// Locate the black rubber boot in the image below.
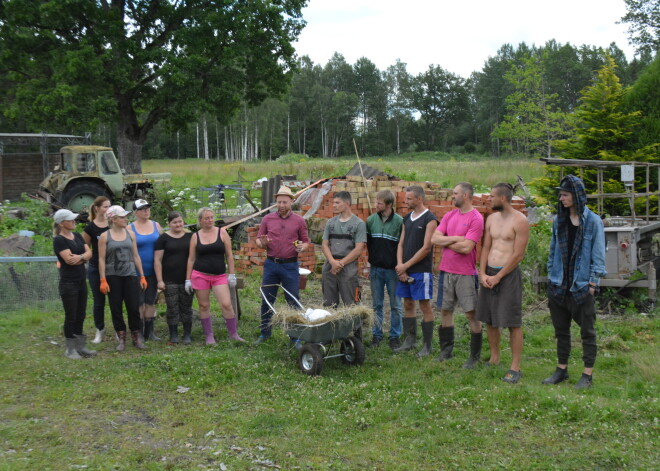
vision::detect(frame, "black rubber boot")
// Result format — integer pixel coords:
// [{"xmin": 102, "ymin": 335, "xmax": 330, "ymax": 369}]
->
[
  {"xmin": 462, "ymin": 331, "xmax": 482, "ymax": 369},
  {"xmin": 393, "ymin": 317, "xmax": 417, "ymax": 353},
  {"xmin": 182, "ymin": 322, "xmax": 193, "ymax": 345},
  {"xmin": 168, "ymin": 324, "xmax": 179, "ymax": 344},
  {"xmin": 416, "ymin": 321, "xmax": 434, "ymax": 358},
  {"xmin": 143, "ymin": 318, "xmax": 161, "ymax": 341},
  {"xmin": 437, "ymin": 326, "xmax": 455, "ymax": 362}
]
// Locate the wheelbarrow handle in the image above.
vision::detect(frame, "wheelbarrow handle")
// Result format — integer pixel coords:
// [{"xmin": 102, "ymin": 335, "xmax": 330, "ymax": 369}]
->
[{"xmin": 259, "ymin": 284, "xmax": 306, "ymax": 314}]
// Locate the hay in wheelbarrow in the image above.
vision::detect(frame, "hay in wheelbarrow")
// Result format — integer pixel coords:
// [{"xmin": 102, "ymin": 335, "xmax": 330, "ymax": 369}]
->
[{"xmin": 270, "ymin": 303, "xmax": 374, "ymax": 329}]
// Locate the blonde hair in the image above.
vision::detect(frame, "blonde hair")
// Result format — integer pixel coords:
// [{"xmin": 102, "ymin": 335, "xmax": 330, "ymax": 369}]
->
[
  {"xmin": 52, "ymin": 222, "xmax": 62, "ymax": 237},
  {"xmin": 197, "ymin": 207, "xmax": 214, "ymax": 223}
]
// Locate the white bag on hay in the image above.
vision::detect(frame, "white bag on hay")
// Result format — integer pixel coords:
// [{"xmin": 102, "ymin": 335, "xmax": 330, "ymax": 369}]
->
[{"xmin": 303, "ymin": 308, "xmax": 332, "ymax": 322}]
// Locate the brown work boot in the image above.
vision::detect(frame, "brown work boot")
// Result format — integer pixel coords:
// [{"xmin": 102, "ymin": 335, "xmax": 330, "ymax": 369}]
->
[
  {"xmin": 131, "ymin": 330, "xmax": 146, "ymax": 350},
  {"xmin": 116, "ymin": 331, "xmax": 126, "ymax": 352}
]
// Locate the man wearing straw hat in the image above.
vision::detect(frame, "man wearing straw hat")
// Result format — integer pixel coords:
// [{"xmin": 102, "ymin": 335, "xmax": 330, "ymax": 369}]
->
[{"xmin": 254, "ymin": 185, "xmax": 310, "ymax": 345}]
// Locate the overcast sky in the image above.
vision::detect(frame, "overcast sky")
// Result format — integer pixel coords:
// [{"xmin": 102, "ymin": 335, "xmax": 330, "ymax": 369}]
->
[{"xmin": 293, "ymin": 0, "xmax": 635, "ymax": 77}]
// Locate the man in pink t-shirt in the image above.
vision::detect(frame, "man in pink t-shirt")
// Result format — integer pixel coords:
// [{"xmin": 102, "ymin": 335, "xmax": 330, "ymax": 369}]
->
[{"xmin": 431, "ymin": 182, "xmax": 484, "ymax": 368}]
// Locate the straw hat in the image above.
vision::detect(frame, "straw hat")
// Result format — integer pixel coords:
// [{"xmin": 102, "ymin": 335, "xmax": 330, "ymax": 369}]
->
[{"xmin": 275, "ymin": 185, "xmax": 295, "ymax": 199}]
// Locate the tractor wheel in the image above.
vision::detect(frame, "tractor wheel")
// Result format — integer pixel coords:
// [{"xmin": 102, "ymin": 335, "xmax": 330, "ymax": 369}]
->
[{"xmin": 62, "ymin": 182, "xmax": 111, "ymax": 214}]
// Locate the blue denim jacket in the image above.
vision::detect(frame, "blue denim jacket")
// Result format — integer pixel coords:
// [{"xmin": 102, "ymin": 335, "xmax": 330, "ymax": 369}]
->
[{"xmin": 547, "ymin": 207, "xmax": 607, "ymax": 294}]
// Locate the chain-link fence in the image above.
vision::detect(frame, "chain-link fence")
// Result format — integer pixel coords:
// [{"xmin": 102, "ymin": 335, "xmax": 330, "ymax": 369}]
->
[{"xmin": 0, "ymin": 257, "xmax": 61, "ymax": 311}]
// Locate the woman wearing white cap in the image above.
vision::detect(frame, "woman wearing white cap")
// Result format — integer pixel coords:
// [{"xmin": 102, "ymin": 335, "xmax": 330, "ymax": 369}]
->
[
  {"xmin": 98, "ymin": 205, "xmax": 149, "ymax": 351},
  {"xmin": 52, "ymin": 209, "xmax": 96, "ymax": 359},
  {"xmin": 128, "ymin": 199, "xmax": 163, "ymax": 342}
]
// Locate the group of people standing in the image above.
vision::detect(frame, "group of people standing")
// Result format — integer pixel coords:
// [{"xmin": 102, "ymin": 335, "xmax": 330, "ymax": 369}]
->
[
  {"xmin": 253, "ymin": 177, "xmax": 605, "ymax": 389},
  {"xmin": 53, "ymin": 198, "xmax": 243, "ymax": 358},
  {"xmin": 53, "ymin": 175, "xmax": 606, "ymax": 388}
]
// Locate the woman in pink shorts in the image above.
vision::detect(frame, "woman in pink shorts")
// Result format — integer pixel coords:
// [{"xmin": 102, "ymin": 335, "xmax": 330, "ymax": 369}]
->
[{"xmin": 185, "ymin": 207, "xmax": 243, "ymax": 344}]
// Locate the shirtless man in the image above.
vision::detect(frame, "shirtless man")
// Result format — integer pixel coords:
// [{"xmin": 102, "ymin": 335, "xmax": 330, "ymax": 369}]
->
[{"xmin": 476, "ymin": 183, "xmax": 530, "ymax": 384}]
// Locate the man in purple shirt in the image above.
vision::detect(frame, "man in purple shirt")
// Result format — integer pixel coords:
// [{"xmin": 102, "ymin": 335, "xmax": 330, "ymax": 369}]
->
[{"xmin": 254, "ymin": 185, "xmax": 310, "ymax": 345}]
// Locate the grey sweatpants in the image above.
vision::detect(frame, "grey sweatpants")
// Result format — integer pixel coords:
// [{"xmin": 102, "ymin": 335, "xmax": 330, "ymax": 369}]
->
[{"xmin": 322, "ymin": 261, "xmax": 360, "ymax": 307}]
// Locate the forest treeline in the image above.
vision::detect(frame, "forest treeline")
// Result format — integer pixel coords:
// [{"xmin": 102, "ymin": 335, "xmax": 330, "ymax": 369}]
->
[{"xmin": 138, "ymin": 40, "xmax": 657, "ymax": 161}]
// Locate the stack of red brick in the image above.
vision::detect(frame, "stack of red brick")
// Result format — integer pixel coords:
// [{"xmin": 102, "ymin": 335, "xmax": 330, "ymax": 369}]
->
[{"xmin": 234, "ymin": 176, "xmax": 526, "ymax": 277}]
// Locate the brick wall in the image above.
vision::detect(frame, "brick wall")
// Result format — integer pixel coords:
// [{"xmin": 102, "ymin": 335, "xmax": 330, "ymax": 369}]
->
[{"xmin": 233, "ymin": 177, "xmax": 526, "ymax": 277}]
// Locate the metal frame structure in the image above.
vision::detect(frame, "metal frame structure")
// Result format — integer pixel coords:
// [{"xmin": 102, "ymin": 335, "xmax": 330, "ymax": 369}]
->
[{"xmin": 536, "ymin": 158, "xmax": 660, "ymax": 306}]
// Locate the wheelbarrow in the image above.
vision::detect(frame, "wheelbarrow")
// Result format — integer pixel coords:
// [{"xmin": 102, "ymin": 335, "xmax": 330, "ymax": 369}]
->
[{"xmin": 260, "ymin": 284, "xmax": 366, "ymax": 376}]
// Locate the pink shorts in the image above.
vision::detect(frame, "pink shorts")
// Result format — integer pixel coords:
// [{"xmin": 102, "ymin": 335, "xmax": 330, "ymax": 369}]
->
[{"xmin": 191, "ymin": 270, "xmax": 228, "ymax": 290}]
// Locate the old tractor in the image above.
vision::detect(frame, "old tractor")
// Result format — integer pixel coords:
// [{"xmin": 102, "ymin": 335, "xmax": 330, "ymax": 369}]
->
[{"xmin": 40, "ymin": 145, "xmax": 170, "ymax": 213}]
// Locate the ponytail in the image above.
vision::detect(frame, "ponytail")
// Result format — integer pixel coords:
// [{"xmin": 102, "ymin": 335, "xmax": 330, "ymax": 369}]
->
[{"xmin": 90, "ymin": 196, "xmax": 110, "ymax": 220}]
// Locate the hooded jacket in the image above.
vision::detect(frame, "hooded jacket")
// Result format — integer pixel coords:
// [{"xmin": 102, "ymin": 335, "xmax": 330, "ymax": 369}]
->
[{"xmin": 547, "ymin": 175, "xmax": 606, "ymax": 303}]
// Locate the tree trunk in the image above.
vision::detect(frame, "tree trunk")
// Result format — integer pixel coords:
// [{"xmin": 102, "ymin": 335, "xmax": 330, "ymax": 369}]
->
[
  {"xmin": 116, "ymin": 132, "xmax": 144, "ymax": 174},
  {"xmin": 203, "ymin": 116, "xmax": 210, "ymax": 161}
]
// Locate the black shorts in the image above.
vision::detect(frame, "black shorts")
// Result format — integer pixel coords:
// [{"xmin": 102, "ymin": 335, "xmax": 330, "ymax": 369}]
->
[
  {"xmin": 475, "ymin": 266, "xmax": 523, "ymax": 328},
  {"xmin": 138, "ymin": 274, "xmax": 159, "ymax": 306}
]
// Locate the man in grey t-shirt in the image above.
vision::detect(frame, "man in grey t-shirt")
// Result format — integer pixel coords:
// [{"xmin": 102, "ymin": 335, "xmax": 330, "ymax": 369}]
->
[{"xmin": 321, "ymin": 191, "xmax": 367, "ymax": 308}]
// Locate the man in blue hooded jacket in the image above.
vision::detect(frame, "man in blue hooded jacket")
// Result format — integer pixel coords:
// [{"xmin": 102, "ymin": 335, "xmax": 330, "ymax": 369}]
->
[{"xmin": 544, "ymin": 175, "xmax": 606, "ymax": 389}]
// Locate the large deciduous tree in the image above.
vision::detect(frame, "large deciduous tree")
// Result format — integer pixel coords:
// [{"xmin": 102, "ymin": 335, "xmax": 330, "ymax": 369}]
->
[
  {"xmin": 492, "ymin": 54, "xmax": 570, "ymax": 158},
  {"xmin": 0, "ymin": 0, "xmax": 307, "ymax": 172},
  {"xmin": 410, "ymin": 65, "xmax": 468, "ymax": 150},
  {"xmin": 620, "ymin": 0, "xmax": 660, "ymax": 54}
]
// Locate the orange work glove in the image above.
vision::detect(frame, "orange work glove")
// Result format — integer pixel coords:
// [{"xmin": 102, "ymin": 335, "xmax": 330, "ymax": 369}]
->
[
  {"xmin": 139, "ymin": 276, "xmax": 148, "ymax": 290},
  {"xmin": 100, "ymin": 278, "xmax": 110, "ymax": 294}
]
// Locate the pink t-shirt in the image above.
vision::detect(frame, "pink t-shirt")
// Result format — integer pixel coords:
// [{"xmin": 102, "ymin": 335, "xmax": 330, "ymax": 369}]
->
[{"xmin": 437, "ymin": 208, "xmax": 484, "ymax": 275}]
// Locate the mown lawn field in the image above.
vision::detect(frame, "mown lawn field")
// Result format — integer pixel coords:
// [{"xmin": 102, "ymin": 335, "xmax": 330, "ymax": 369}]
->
[{"xmin": 1, "ymin": 273, "xmax": 658, "ymax": 471}]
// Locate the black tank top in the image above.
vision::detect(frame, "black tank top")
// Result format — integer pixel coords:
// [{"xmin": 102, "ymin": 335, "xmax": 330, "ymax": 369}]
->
[{"xmin": 193, "ymin": 228, "xmax": 226, "ymax": 275}]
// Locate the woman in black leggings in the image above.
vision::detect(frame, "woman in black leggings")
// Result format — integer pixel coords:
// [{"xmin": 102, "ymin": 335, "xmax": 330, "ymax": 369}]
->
[
  {"xmin": 98, "ymin": 205, "xmax": 148, "ymax": 351},
  {"xmin": 53, "ymin": 209, "xmax": 96, "ymax": 359}
]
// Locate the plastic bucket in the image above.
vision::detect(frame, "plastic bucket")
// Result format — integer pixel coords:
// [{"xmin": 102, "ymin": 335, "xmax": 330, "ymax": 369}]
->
[{"xmin": 299, "ymin": 268, "xmax": 311, "ymax": 290}]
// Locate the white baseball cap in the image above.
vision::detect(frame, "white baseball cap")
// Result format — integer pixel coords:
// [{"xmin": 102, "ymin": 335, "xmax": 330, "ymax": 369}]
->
[
  {"xmin": 133, "ymin": 199, "xmax": 151, "ymax": 210},
  {"xmin": 53, "ymin": 209, "xmax": 79, "ymax": 224},
  {"xmin": 106, "ymin": 205, "xmax": 130, "ymax": 219}
]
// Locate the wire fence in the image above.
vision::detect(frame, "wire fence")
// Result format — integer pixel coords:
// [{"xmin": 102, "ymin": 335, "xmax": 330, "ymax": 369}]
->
[{"xmin": 0, "ymin": 257, "xmax": 61, "ymax": 312}]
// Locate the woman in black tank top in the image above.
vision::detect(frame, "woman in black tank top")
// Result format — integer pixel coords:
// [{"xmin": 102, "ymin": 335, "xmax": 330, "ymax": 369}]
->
[{"xmin": 186, "ymin": 207, "xmax": 243, "ymax": 344}]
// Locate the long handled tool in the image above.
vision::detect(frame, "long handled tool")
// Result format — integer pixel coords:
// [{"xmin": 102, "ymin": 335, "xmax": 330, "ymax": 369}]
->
[{"xmin": 352, "ymin": 138, "xmax": 372, "ymax": 211}]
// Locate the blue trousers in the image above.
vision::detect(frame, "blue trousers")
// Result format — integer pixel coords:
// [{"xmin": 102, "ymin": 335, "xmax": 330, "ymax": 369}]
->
[
  {"xmin": 260, "ymin": 259, "xmax": 300, "ymax": 337},
  {"xmin": 370, "ymin": 266, "xmax": 403, "ymax": 340}
]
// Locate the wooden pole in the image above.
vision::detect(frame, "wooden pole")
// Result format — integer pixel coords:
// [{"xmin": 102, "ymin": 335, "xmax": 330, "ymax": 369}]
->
[{"xmin": 352, "ymin": 138, "xmax": 372, "ymax": 211}]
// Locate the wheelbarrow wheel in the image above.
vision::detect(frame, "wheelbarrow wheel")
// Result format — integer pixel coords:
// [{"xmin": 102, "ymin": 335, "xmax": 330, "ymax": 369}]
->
[
  {"xmin": 299, "ymin": 343, "xmax": 324, "ymax": 376},
  {"xmin": 341, "ymin": 336, "xmax": 365, "ymax": 366}
]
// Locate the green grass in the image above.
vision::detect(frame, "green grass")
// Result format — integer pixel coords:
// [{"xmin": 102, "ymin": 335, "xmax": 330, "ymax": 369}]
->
[
  {"xmin": 1, "ymin": 274, "xmax": 658, "ymax": 470},
  {"xmin": 143, "ymin": 153, "xmax": 545, "ymax": 191}
]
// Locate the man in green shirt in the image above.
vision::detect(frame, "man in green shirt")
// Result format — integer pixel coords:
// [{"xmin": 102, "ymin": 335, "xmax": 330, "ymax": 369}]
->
[{"xmin": 366, "ymin": 190, "xmax": 404, "ymax": 349}]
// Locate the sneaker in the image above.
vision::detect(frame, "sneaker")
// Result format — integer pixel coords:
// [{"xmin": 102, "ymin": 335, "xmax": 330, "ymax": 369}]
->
[
  {"xmin": 389, "ymin": 337, "xmax": 401, "ymax": 350},
  {"xmin": 502, "ymin": 369, "xmax": 522, "ymax": 384},
  {"xmin": 542, "ymin": 367, "xmax": 569, "ymax": 385},
  {"xmin": 253, "ymin": 334, "xmax": 271, "ymax": 346},
  {"xmin": 575, "ymin": 373, "xmax": 593, "ymax": 390}
]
